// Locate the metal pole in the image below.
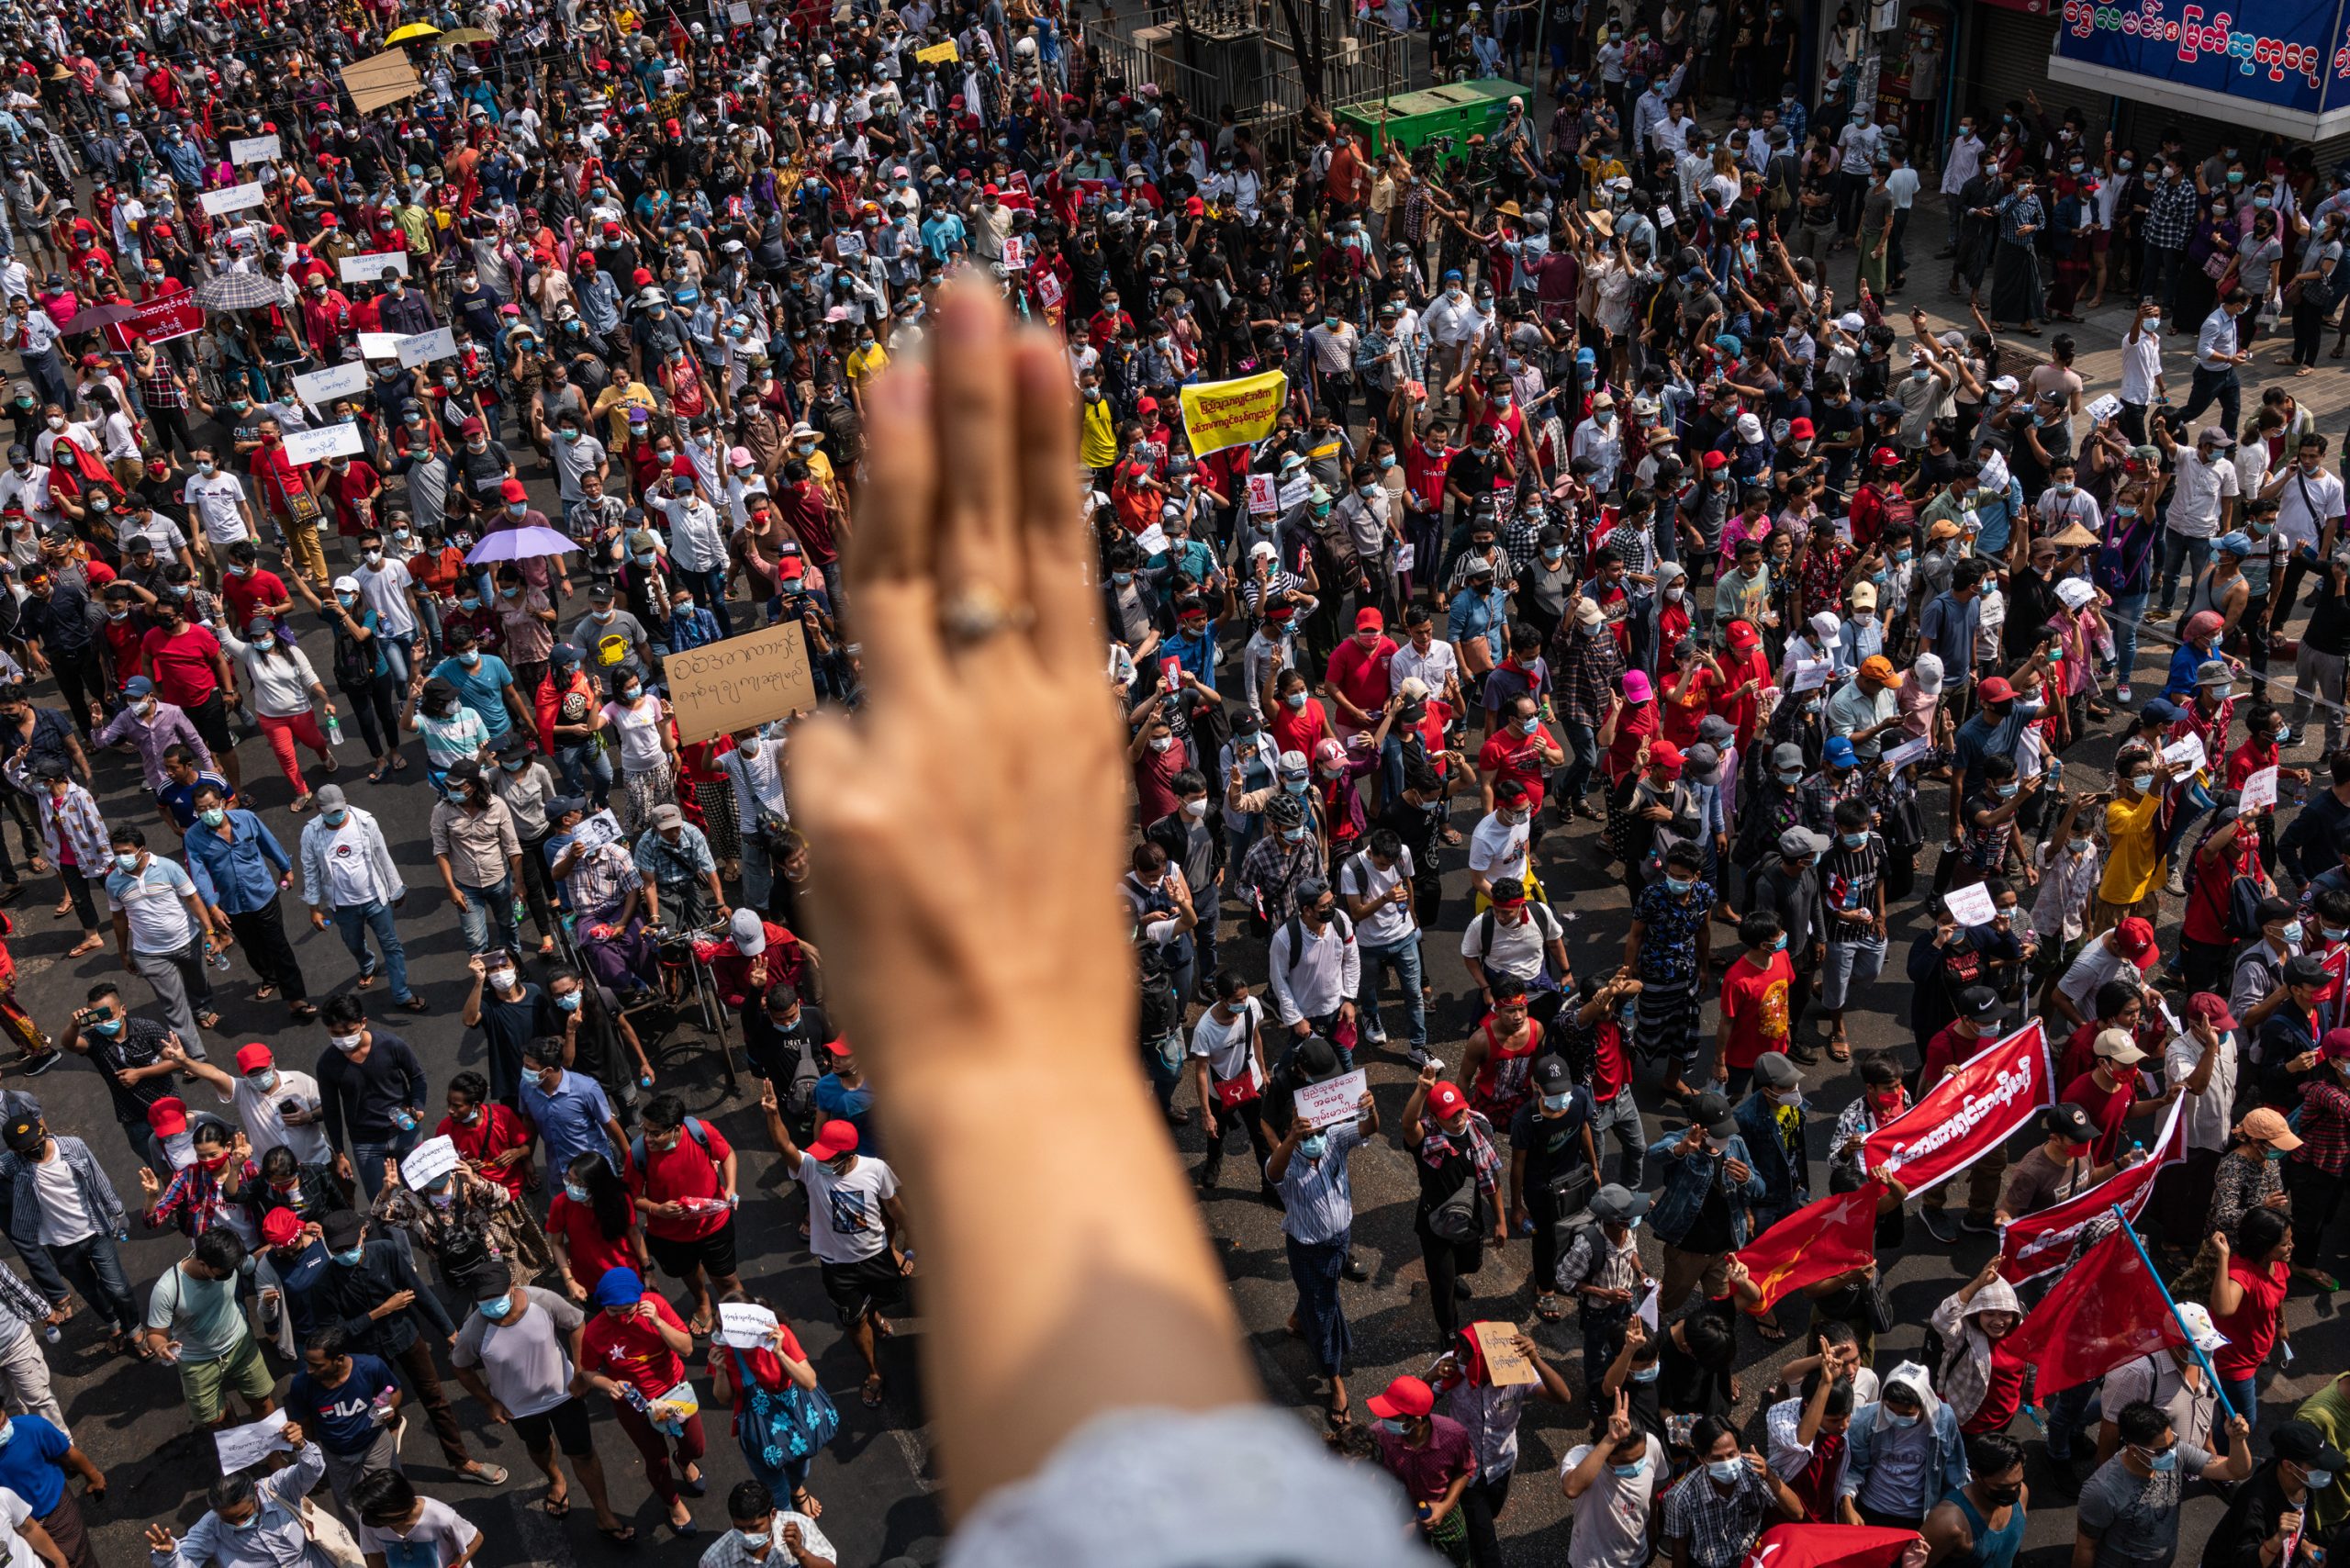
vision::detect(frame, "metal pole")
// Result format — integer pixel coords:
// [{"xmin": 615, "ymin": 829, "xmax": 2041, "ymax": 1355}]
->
[{"xmin": 2110, "ymin": 1204, "xmax": 2239, "ymax": 1422}]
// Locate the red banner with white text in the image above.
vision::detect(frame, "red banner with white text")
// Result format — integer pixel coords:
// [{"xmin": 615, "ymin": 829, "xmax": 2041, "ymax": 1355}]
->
[
  {"xmin": 1863, "ymin": 1019, "xmax": 2052, "ymax": 1191},
  {"xmin": 1998, "ymin": 1095, "xmax": 2185, "ymax": 1281}
]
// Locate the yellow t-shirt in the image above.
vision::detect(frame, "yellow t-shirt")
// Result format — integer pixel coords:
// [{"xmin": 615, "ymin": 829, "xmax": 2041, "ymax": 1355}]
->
[
  {"xmin": 2098, "ymin": 790, "xmax": 2165, "ymax": 905},
  {"xmin": 1080, "ymin": 395, "xmax": 1118, "ymax": 470},
  {"xmin": 845, "ymin": 343, "xmax": 890, "ymax": 386}
]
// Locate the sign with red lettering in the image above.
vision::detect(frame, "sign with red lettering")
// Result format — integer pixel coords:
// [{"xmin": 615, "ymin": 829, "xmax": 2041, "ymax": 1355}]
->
[{"xmin": 2055, "ymin": 0, "xmax": 2344, "ymax": 116}]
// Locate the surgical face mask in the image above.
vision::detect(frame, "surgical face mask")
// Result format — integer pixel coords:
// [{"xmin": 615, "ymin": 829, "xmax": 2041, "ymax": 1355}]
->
[
  {"xmin": 1705, "ymin": 1459, "xmax": 1744, "ymax": 1483},
  {"xmin": 1296, "ymin": 1132, "xmax": 1328, "ymax": 1159},
  {"xmin": 564, "ymin": 1182, "xmax": 591, "ymax": 1204},
  {"xmin": 1630, "ymin": 1361, "xmax": 1661, "ymax": 1383},
  {"xmin": 2284, "ymin": 921, "xmax": 2307, "ymax": 945},
  {"xmin": 94, "ymin": 1016, "xmax": 121, "ymax": 1036},
  {"xmin": 199, "ymin": 808, "xmax": 226, "ymax": 828},
  {"xmin": 331, "ymin": 1246, "xmax": 365, "ymax": 1266},
  {"xmin": 322, "ymin": 810, "xmax": 348, "ymax": 828},
  {"xmin": 2139, "ymin": 1446, "xmax": 2178, "ymax": 1473},
  {"xmin": 478, "ymin": 1294, "xmax": 513, "ymax": 1319},
  {"xmin": 1776, "ymin": 768, "xmax": 1805, "ymax": 786},
  {"xmin": 1995, "ymin": 782, "xmax": 2020, "ymax": 800},
  {"xmin": 1664, "ymin": 876, "xmax": 1694, "ymax": 894},
  {"xmin": 1284, "ymin": 691, "xmax": 1308, "ymax": 711},
  {"xmin": 2131, "ymin": 774, "xmax": 2154, "ymax": 793},
  {"xmin": 1885, "ymin": 1410, "xmax": 1920, "ymax": 1429},
  {"xmin": 248, "ymin": 1069, "xmax": 278, "ymax": 1094},
  {"xmin": 330, "ymin": 1032, "xmax": 364, "ymax": 1054},
  {"xmin": 1541, "ymin": 1092, "xmax": 1572, "ymax": 1114},
  {"xmin": 488, "ymin": 968, "xmax": 517, "ymax": 991},
  {"xmin": 112, "ymin": 851, "xmax": 140, "ymax": 873}
]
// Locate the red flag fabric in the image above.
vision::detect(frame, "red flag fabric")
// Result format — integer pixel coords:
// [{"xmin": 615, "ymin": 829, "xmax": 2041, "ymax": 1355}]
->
[
  {"xmin": 1745, "ymin": 1521, "xmax": 1919, "ymax": 1568},
  {"xmin": 2000, "ymin": 1096, "xmax": 2186, "ymax": 1281},
  {"xmin": 1999, "ymin": 1225, "xmax": 2187, "ymax": 1394},
  {"xmin": 1733, "ymin": 1183, "xmax": 1882, "ymax": 1313},
  {"xmin": 1864, "ymin": 1019, "xmax": 2053, "ymax": 1192}
]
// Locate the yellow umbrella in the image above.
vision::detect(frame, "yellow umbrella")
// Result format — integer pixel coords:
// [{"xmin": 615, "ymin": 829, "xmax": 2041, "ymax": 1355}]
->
[
  {"xmin": 435, "ymin": 27, "xmax": 493, "ymax": 45},
  {"xmin": 385, "ymin": 22, "xmax": 441, "ymax": 42}
]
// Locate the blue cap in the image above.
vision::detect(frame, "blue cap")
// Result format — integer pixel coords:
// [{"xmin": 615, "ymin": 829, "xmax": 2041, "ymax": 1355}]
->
[
  {"xmin": 123, "ymin": 676, "xmax": 154, "ymax": 698},
  {"xmin": 1442, "ymin": 268, "xmax": 1462, "ymax": 281},
  {"xmin": 1575, "ymin": 346, "xmax": 1597, "ymax": 365},
  {"xmin": 1823, "ymin": 736, "xmax": 1858, "ymax": 768},
  {"xmin": 2216, "ymin": 531, "xmax": 2255, "ymax": 557},
  {"xmin": 1714, "ymin": 333, "xmax": 1742, "ymax": 355},
  {"xmin": 2140, "ymin": 698, "xmax": 2187, "ymax": 727},
  {"xmin": 591, "ymin": 1266, "xmax": 644, "ymax": 1307}
]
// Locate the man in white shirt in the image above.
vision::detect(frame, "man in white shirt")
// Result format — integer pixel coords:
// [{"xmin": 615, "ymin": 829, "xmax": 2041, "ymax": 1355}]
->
[
  {"xmin": 2266, "ymin": 430, "xmax": 2348, "ymax": 621},
  {"xmin": 350, "ymin": 530, "xmax": 421, "ymax": 681},
  {"xmin": 2179, "ymin": 287, "xmax": 2254, "ymax": 437},
  {"xmin": 298, "ymin": 786, "xmax": 420, "ymax": 1009},
  {"xmin": 1266, "ymin": 879, "xmax": 1360, "ymax": 1052},
  {"xmin": 762, "ymin": 1099, "xmax": 908, "ymax": 1406},
  {"xmin": 2118, "ymin": 302, "xmax": 2166, "ymax": 442},
  {"xmin": 2152, "ymin": 423, "xmax": 2240, "ymax": 621},
  {"xmin": 1337, "ymin": 830, "xmax": 1424, "ymax": 1058},
  {"xmin": 1468, "ymin": 780, "xmax": 1534, "ymax": 902},
  {"xmin": 177, "ymin": 1040, "xmax": 333, "ymax": 1167}
]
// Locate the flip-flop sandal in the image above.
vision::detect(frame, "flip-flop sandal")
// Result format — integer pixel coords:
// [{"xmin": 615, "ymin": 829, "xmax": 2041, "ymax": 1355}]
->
[
  {"xmin": 289, "ymin": 1002, "xmax": 319, "ymax": 1021},
  {"xmin": 1828, "ymin": 1037, "xmax": 1852, "ymax": 1062},
  {"xmin": 461, "ymin": 1463, "xmax": 509, "ymax": 1485},
  {"xmin": 860, "ymin": 1374, "xmax": 884, "ymax": 1408},
  {"xmin": 254, "ymin": 984, "xmax": 276, "ymax": 1001},
  {"xmin": 366, "ymin": 767, "xmax": 388, "ymax": 784},
  {"xmin": 1754, "ymin": 1317, "xmax": 1787, "ymax": 1341},
  {"xmin": 1536, "ymin": 1292, "xmax": 1564, "ymax": 1322},
  {"xmin": 196, "ymin": 1012, "xmax": 221, "ymax": 1030},
  {"xmin": 66, "ymin": 935, "xmax": 103, "ymax": 958},
  {"xmin": 543, "ymin": 1495, "xmax": 571, "ymax": 1518},
  {"xmin": 688, "ymin": 1316, "xmax": 715, "ymax": 1337},
  {"xmin": 390, "ymin": 756, "xmax": 410, "ymax": 772},
  {"xmin": 792, "ymin": 1491, "xmax": 822, "ymax": 1519},
  {"xmin": 597, "ymin": 1522, "xmax": 637, "ymax": 1545}
]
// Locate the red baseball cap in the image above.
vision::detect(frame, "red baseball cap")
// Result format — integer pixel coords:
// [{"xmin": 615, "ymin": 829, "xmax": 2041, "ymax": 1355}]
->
[
  {"xmin": 1427, "ymin": 1081, "xmax": 1468, "ymax": 1119},
  {"xmin": 1366, "ymin": 1375, "xmax": 1436, "ymax": 1419},
  {"xmin": 500, "ymin": 478, "xmax": 528, "ymax": 504},
  {"xmin": 260, "ymin": 1208, "xmax": 304, "ymax": 1247},
  {"xmin": 1976, "ymin": 676, "xmax": 2016, "ymax": 705},
  {"xmin": 1701, "ymin": 449, "xmax": 1729, "ymax": 472},
  {"xmin": 2114, "ymin": 916, "xmax": 2158, "ymax": 964},
  {"xmin": 1726, "ymin": 620, "xmax": 1761, "ymax": 652},
  {"xmin": 1650, "ymin": 740, "xmax": 1684, "ymax": 777},
  {"xmin": 148, "ymin": 1096, "xmax": 189, "ymax": 1137},
  {"xmin": 459, "ymin": 416, "xmax": 485, "ymax": 436},
  {"xmin": 1136, "ymin": 396, "xmax": 1158, "ymax": 414},
  {"xmin": 822, "ymin": 1036, "xmax": 855, "ymax": 1058},
  {"xmin": 2188, "ymin": 991, "xmax": 2238, "ymax": 1029},
  {"xmin": 233, "ymin": 1042, "xmax": 274, "ymax": 1075},
  {"xmin": 1872, "ymin": 445, "xmax": 1901, "ymax": 467},
  {"xmin": 807, "ymin": 1119, "xmax": 860, "ymax": 1159},
  {"xmin": 1354, "ymin": 607, "xmax": 1384, "ymax": 632},
  {"xmin": 1787, "ymin": 417, "xmax": 1814, "ymax": 439},
  {"xmin": 2324, "ymin": 1028, "xmax": 2350, "ymax": 1063}
]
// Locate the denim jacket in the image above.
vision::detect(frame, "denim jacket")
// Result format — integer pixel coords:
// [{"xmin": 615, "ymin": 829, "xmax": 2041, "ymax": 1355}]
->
[
  {"xmin": 1839, "ymin": 1401, "xmax": 1971, "ymax": 1518},
  {"xmin": 1641, "ymin": 1132, "xmax": 1765, "ymax": 1249},
  {"xmin": 1730, "ymin": 1092, "xmax": 1811, "ymax": 1215},
  {"xmin": 0, "ymin": 1137, "xmax": 127, "ymax": 1303}
]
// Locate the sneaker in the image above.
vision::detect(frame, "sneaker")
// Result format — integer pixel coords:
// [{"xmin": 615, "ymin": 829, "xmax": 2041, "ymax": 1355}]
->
[
  {"xmin": 1364, "ymin": 1024, "xmax": 1389, "ymax": 1045},
  {"xmin": 18, "ymin": 1049, "xmax": 57, "ymax": 1077},
  {"xmin": 2145, "ymin": 608, "xmax": 2173, "ymax": 623},
  {"xmin": 1920, "ymin": 1208, "xmax": 1957, "ymax": 1244},
  {"xmin": 2165, "ymin": 864, "xmax": 2187, "ymax": 898},
  {"xmin": 1407, "ymin": 1047, "xmax": 1434, "ymax": 1070},
  {"xmin": 2115, "ymin": 684, "xmax": 2131, "ymax": 703},
  {"xmin": 1959, "ymin": 1213, "xmax": 1996, "ymax": 1236}
]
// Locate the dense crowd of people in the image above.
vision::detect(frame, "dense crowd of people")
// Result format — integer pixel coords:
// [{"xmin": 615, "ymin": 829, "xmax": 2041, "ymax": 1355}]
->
[{"xmin": 0, "ymin": 0, "xmax": 2337, "ymax": 1562}]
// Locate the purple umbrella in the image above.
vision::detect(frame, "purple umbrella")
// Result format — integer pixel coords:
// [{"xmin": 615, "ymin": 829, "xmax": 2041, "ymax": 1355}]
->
[{"xmin": 466, "ymin": 524, "xmax": 575, "ymax": 563}]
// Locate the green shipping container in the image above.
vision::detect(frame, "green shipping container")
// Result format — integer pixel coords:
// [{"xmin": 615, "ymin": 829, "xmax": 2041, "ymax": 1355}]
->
[{"xmin": 1335, "ymin": 78, "xmax": 1530, "ymax": 157}]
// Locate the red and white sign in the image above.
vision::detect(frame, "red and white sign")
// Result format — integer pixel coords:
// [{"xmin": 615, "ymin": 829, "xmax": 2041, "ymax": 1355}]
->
[
  {"xmin": 1863, "ymin": 1019, "xmax": 2053, "ymax": 1192},
  {"xmin": 128, "ymin": 293, "xmax": 204, "ymax": 345},
  {"xmin": 1999, "ymin": 1095, "xmax": 2184, "ymax": 1281}
]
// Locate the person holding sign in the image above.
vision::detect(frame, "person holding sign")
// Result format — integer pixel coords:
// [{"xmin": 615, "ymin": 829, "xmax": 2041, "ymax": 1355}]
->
[
  {"xmin": 2097, "ymin": 745, "xmax": 2178, "ymax": 933},
  {"xmin": 1267, "ymin": 1071, "xmax": 1377, "ymax": 1429}
]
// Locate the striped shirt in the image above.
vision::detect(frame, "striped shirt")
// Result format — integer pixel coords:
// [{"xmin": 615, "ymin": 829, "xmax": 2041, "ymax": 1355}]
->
[{"xmin": 1274, "ymin": 1118, "xmax": 1365, "ymax": 1245}]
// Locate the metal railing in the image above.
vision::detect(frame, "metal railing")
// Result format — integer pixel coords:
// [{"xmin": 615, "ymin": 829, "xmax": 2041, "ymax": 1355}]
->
[{"xmin": 1083, "ymin": 4, "xmax": 1426, "ymax": 144}]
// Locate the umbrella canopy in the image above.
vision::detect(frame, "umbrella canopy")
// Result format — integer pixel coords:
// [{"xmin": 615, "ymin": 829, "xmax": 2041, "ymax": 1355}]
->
[
  {"xmin": 435, "ymin": 26, "xmax": 494, "ymax": 45},
  {"xmin": 195, "ymin": 271, "xmax": 285, "ymax": 311},
  {"xmin": 385, "ymin": 21, "xmax": 441, "ymax": 41},
  {"xmin": 57, "ymin": 301, "xmax": 141, "ymax": 336},
  {"xmin": 467, "ymin": 524, "xmax": 574, "ymax": 564}
]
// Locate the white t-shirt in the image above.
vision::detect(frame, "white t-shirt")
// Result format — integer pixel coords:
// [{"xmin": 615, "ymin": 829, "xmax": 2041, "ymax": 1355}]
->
[
  {"xmin": 1188, "ymin": 997, "xmax": 1263, "ymax": 1085},
  {"xmin": 1561, "ymin": 1433, "xmax": 1663, "ymax": 1568},
  {"xmin": 2165, "ymin": 1029, "xmax": 2238, "ymax": 1153},
  {"xmin": 797, "ymin": 1154, "xmax": 900, "ymax": 1264},
  {"xmin": 354, "ymin": 557, "xmax": 419, "ymax": 637},
  {"xmin": 1337, "ymin": 846, "xmax": 1418, "ymax": 946},
  {"xmin": 355, "ymin": 1496, "xmax": 482, "ymax": 1562},
  {"xmin": 0, "ymin": 1486, "xmax": 35, "ymax": 1568},
  {"xmin": 2165, "ymin": 449, "xmax": 2240, "ymax": 540},
  {"xmin": 220, "ymin": 1068, "xmax": 332, "ymax": 1166},
  {"xmin": 1468, "ymin": 812, "xmax": 1531, "ymax": 886},
  {"xmin": 182, "ymin": 471, "xmax": 252, "ymax": 546},
  {"xmin": 30, "ymin": 1148, "xmax": 92, "ymax": 1247},
  {"xmin": 105, "ymin": 857, "xmax": 200, "ymax": 953},
  {"xmin": 600, "ymin": 698, "xmax": 666, "ymax": 775}
]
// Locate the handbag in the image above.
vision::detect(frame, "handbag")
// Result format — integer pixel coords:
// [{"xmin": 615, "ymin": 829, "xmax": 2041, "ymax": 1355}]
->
[
  {"xmin": 1542, "ymin": 1162, "xmax": 1597, "ymax": 1219},
  {"xmin": 732, "ymin": 1349, "xmax": 841, "ymax": 1472},
  {"xmin": 2203, "ymin": 250, "xmax": 2234, "ymax": 283},
  {"xmin": 1865, "ymin": 1272, "xmax": 1897, "ymax": 1336},
  {"xmin": 1427, "ymin": 1174, "xmax": 1487, "ymax": 1242},
  {"xmin": 1210, "ymin": 1070, "xmax": 1260, "ymax": 1110}
]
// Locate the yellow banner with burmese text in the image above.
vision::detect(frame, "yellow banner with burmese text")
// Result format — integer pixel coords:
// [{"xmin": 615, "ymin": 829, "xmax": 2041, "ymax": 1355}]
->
[{"xmin": 1180, "ymin": 370, "xmax": 1289, "ymax": 458}]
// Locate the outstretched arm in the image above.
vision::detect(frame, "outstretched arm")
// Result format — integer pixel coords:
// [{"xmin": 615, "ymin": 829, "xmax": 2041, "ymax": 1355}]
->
[{"xmin": 786, "ymin": 286, "xmax": 1256, "ymax": 1519}]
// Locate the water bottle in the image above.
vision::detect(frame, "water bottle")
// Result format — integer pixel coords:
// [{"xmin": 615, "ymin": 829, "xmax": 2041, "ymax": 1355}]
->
[
  {"xmin": 326, "ymin": 711, "xmax": 343, "ymax": 746},
  {"xmin": 39, "ymin": 1325, "xmax": 57, "ymax": 1346},
  {"xmin": 209, "ymin": 941, "xmax": 231, "ymax": 973}
]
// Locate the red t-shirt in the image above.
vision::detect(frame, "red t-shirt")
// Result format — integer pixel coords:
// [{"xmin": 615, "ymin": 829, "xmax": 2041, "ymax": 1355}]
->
[
  {"xmin": 1270, "ymin": 696, "xmax": 1331, "ymax": 760},
  {"xmin": 1923, "ymin": 1022, "xmax": 1989, "ymax": 1083},
  {"xmin": 580, "ymin": 1293, "xmax": 689, "ymax": 1400},
  {"xmin": 1477, "ymin": 725, "xmax": 1556, "ymax": 813},
  {"xmin": 2185, "ymin": 831, "xmax": 2258, "ymax": 946},
  {"xmin": 1589, "ymin": 1019, "xmax": 1629, "ymax": 1104},
  {"xmin": 1720, "ymin": 950, "xmax": 1794, "ymax": 1070},
  {"xmin": 708, "ymin": 1326, "xmax": 809, "ymax": 1437},
  {"xmin": 1325, "ymin": 636, "xmax": 1396, "ymax": 726},
  {"xmin": 2212, "ymin": 1256, "xmax": 2288, "ymax": 1379},
  {"xmin": 1603, "ymin": 700, "xmax": 1658, "ymax": 787},
  {"xmin": 2228, "ymin": 738, "xmax": 2279, "ymax": 790},
  {"xmin": 139, "ymin": 622, "xmax": 221, "ymax": 706},
  {"xmin": 437, "ymin": 1103, "xmax": 531, "ymax": 1198},
  {"xmin": 2060, "ymin": 1069, "xmax": 2137, "ymax": 1163},
  {"xmin": 1968, "ymin": 1344, "xmax": 2031, "ymax": 1433},
  {"xmin": 546, "ymin": 1191, "xmax": 639, "ymax": 1294},
  {"xmin": 628, "ymin": 1121, "xmax": 734, "ymax": 1242},
  {"xmin": 221, "ymin": 567, "xmax": 288, "ymax": 631},
  {"xmin": 1661, "ymin": 667, "xmax": 1717, "ymax": 748},
  {"xmin": 102, "ymin": 613, "xmax": 146, "ymax": 691}
]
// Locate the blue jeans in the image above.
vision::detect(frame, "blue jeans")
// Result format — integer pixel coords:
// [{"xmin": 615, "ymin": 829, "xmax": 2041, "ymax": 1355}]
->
[
  {"xmin": 457, "ymin": 875, "xmax": 521, "ymax": 959},
  {"xmin": 2157, "ymin": 531, "xmax": 2213, "ymax": 613},
  {"xmin": 1591, "ymin": 1091, "xmax": 1646, "ymax": 1187},
  {"xmin": 351, "ymin": 1126, "xmax": 420, "ymax": 1199},
  {"xmin": 1560, "ymin": 722, "xmax": 1601, "ymax": 803},
  {"xmin": 1356, "ymin": 935, "xmax": 1427, "ymax": 1048},
  {"xmin": 689, "ymin": 566, "xmax": 733, "ymax": 638},
  {"xmin": 2108, "ymin": 590, "xmax": 2150, "ymax": 689},
  {"xmin": 331, "ymin": 900, "xmax": 414, "ymax": 1002},
  {"xmin": 2220, "ymin": 1373, "xmax": 2260, "ymax": 1457},
  {"xmin": 381, "ymin": 629, "xmax": 420, "ymax": 687},
  {"xmin": 2043, "ymin": 1379, "xmax": 2101, "ymax": 1461},
  {"xmin": 39, "ymin": 1232, "xmax": 139, "ymax": 1334}
]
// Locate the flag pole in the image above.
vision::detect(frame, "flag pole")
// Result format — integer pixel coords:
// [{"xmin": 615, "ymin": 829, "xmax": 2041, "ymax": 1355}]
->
[{"xmin": 2109, "ymin": 1204, "xmax": 2238, "ymax": 1422}]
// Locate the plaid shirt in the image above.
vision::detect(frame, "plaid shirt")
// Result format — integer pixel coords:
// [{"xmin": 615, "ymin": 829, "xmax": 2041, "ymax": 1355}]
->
[
  {"xmin": 138, "ymin": 362, "xmax": 185, "ymax": 411},
  {"xmin": 1237, "ymin": 831, "xmax": 1325, "ymax": 926},
  {"xmin": 1664, "ymin": 1462, "xmax": 1778, "ymax": 1568},
  {"xmin": 1557, "ymin": 632, "xmax": 1627, "ymax": 730},
  {"xmin": 562, "ymin": 840, "xmax": 642, "ymax": 924},
  {"xmin": 148, "ymin": 1156, "xmax": 257, "ymax": 1238},
  {"xmin": 2145, "ymin": 177, "xmax": 2200, "ymax": 252},
  {"xmin": 2294, "ymin": 1079, "xmax": 2350, "ymax": 1175}
]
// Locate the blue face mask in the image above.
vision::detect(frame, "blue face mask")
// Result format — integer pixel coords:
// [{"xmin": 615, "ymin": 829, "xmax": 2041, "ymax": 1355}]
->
[
  {"xmin": 478, "ymin": 1295, "xmax": 513, "ymax": 1319},
  {"xmin": 1885, "ymin": 1410, "xmax": 1919, "ymax": 1429},
  {"xmin": 1541, "ymin": 1092, "xmax": 1572, "ymax": 1113},
  {"xmin": 1630, "ymin": 1361, "xmax": 1661, "ymax": 1383},
  {"xmin": 1297, "ymin": 1132, "xmax": 1329, "ymax": 1159},
  {"xmin": 331, "ymin": 1247, "xmax": 365, "ymax": 1267},
  {"xmin": 564, "ymin": 1182, "xmax": 591, "ymax": 1204},
  {"xmin": 1664, "ymin": 877, "xmax": 1694, "ymax": 894},
  {"xmin": 1841, "ymin": 832, "xmax": 1867, "ymax": 848},
  {"xmin": 555, "ymin": 991, "xmax": 582, "ymax": 1013},
  {"xmin": 94, "ymin": 1016, "xmax": 123, "ymax": 1036},
  {"xmin": 1613, "ymin": 1456, "xmax": 1648, "ymax": 1478},
  {"xmin": 2285, "ymin": 921, "xmax": 2306, "ymax": 945},
  {"xmin": 1771, "ymin": 934, "xmax": 1787, "ymax": 952},
  {"xmin": 1707, "ymin": 1459, "xmax": 1746, "ymax": 1483},
  {"xmin": 323, "ymin": 810, "xmax": 348, "ymax": 828},
  {"xmin": 113, "ymin": 852, "xmax": 140, "ymax": 873},
  {"xmin": 2144, "ymin": 1448, "xmax": 2179, "ymax": 1473}
]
